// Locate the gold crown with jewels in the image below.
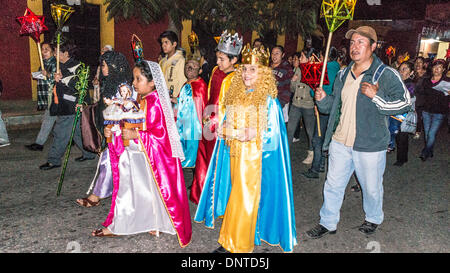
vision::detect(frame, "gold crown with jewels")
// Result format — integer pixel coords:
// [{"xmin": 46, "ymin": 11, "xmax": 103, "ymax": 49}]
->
[{"xmin": 241, "ymin": 43, "xmax": 270, "ymax": 66}]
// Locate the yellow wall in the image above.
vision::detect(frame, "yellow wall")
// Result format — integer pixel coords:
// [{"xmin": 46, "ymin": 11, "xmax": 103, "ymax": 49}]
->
[
  {"xmin": 181, "ymin": 20, "xmax": 192, "ymax": 56},
  {"xmin": 27, "ymin": 0, "xmax": 43, "ymax": 101},
  {"xmin": 276, "ymin": 34, "xmax": 285, "ymax": 47}
]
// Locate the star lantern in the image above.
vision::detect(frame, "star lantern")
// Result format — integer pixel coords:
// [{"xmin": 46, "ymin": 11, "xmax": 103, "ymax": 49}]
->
[
  {"xmin": 131, "ymin": 34, "xmax": 144, "ymax": 63},
  {"xmin": 16, "ymin": 8, "xmax": 48, "ymax": 42},
  {"xmin": 51, "ymin": 4, "xmax": 75, "ymax": 72},
  {"xmin": 17, "ymin": 8, "xmax": 49, "ymax": 79},
  {"xmin": 385, "ymin": 46, "xmax": 396, "ymax": 58},
  {"xmin": 300, "ymin": 55, "xmax": 329, "ymax": 89},
  {"xmin": 314, "ymin": 0, "xmax": 358, "ymax": 136}
]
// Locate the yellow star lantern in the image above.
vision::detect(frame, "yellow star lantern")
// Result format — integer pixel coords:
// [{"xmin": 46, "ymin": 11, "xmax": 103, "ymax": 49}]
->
[
  {"xmin": 51, "ymin": 4, "xmax": 75, "ymax": 72},
  {"xmin": 51, "ymin": 4, "xmax": 75, "ymax": 30},
  {"xmin": 315, "ymin": 0, "xmax": 357, "ymax": 136},
  {"xmin": 321, "ymin": 0, "xmax": 357, "ymax": 33}
]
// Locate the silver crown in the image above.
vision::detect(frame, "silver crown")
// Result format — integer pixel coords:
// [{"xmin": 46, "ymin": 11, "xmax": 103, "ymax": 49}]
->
[{"xmin": 216, "ymin": 30, "xmax": 243, "ymax": 56}]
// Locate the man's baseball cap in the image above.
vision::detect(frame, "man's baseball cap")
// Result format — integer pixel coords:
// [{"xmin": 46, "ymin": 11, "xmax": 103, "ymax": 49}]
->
[{"xmin": 345, "ymin": 26, "xmax": 377, "ymax": 43}]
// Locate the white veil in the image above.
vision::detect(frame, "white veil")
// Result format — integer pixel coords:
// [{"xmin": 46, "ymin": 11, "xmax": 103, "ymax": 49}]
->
[{"xmin": 145, "ymin": 60, "xmax": 185, "ymax": 161}]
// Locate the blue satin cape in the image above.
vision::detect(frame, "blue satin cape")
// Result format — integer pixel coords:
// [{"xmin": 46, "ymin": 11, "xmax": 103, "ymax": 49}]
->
[
  {"xmin": 176, "ymin": 83, "xmax": 203, "ymax": 168},
  {"xmin": 194, "ymin": 97, "xmax": 298, "ymax": 252}
]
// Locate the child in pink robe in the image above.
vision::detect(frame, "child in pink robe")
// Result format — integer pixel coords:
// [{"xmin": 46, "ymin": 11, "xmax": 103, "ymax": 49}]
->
[{"xmin": 92, "ymin": 60, "xmax": 191, "ymax": 248}]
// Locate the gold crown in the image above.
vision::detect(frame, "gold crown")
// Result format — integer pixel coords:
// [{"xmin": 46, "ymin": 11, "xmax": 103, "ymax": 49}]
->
[{"xmin": 241, "ymin": 43, "xmax": 270, "ymax": 66}]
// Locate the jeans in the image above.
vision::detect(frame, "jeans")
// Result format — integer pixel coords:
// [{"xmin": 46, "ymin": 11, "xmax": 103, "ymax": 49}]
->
[
  {"xmin": 310, "ymin": 113, "xmax": 329, "ymax": 173},
  {"xmin": 287, "ymin": 105, "xmax": 315, "ymax": 150},
  {"xmin": 421, "ymin": 111, "xmax": 445, "ymax": 158},
  {"xmin": 35, "ymin": 109, "xmax": 57, "ymax": 145},
  {"xmin": 388, "ymin": 117, "xmax": 401, "ymax": 149},
  {"xmin": 0, "ymin": 109, "xmax": 9, "ymax": 143},
  {"xmin": 319, "ymin": 140, "xmax": 386, "ymax": 231}
]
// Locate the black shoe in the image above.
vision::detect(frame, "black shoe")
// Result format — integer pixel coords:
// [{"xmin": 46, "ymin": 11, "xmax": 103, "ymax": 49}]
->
[
  {"xmin": 211, "ymin": 246, "xmax": 230, "ymax": 253},
  {"xmin": 393, "ymin": 161, "xmax": 406, "ymax": 166},
  {"xmin": 419, "ymin": 154, "xmax": 427, "ymax": 161},
  {"xmin": 358, "ymin": 220, "xmax": 378, "ymax": 235},
  {"xmin": 39, "ymin": 162, "xmax": 61, "ymax": 170},
  {"xmin": 319, "ymin": 165, "xmax": 325, "ymax": 173},
  {"xmin": 75, "ymin": 156, "xmax": 95, "ymax": 162},
  {"xmin": 305, "ymin": 224, "xmax": 336, "ymax": 239},
  {"xmin": 302, "ymin": 169, "xmax": 319, "ymax": 179},
  {"xmin": 25, "ymin": 143, "xmax": 43, "ymax": 151}
]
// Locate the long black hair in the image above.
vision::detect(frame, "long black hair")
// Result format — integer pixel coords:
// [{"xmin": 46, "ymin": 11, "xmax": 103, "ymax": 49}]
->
[{"xmin": 99, "ymin": 51, "xmax": 132, "ymax": 99}]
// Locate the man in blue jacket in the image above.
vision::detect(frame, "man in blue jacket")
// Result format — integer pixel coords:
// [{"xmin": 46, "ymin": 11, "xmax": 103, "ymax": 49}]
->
[{"xmin": 306, "ymin": 26, "xmax": 411, "ymax": 238}]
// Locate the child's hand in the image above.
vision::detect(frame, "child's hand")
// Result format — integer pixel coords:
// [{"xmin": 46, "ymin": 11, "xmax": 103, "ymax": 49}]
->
[{"xmin": 104, "ymin": 127, "xmax": 112, "ymax": 138}]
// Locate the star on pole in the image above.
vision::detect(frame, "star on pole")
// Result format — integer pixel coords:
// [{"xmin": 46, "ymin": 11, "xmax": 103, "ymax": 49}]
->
[{"xmin": 16, "ymin": 8, "xmax": 48, "ymax": 42}]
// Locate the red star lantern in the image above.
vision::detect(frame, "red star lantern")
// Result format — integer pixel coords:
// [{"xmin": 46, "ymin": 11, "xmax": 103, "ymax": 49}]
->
[
  {"xmin": 16, "ymin": 8, "xmax": 48, "ymax": 42},
  {"xmin": 300, "ymin": 58, "xmax": 329, "ymax": 89}
]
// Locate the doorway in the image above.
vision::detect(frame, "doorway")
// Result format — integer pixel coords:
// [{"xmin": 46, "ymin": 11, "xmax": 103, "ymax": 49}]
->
[{"xmin": 42, "ymin": 1, "xmax": 100, "ymax": 88}]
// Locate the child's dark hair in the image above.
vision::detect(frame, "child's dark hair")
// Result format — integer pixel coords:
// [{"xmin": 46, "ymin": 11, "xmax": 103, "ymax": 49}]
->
[
  {"xmin": 400, "ymin": 61, "xmax": 414, "ymax": 73},
  {"xmin": 135, "ymin": 61, "xmax": 153, "ymax": 81},
  {"xmin": 272, "ymin": 45, "xmax": 285, "ymax": 54},
  {"xmin": 158, "ymin": 30, "xmax": 179, "ymax": 47},
  {"xmin": 59, "ymin": 41, "xmax": 77, "ymax": 57},
  {"xmin": 214, "ymin": 48, "xmax": 240, "ymax": 63}
]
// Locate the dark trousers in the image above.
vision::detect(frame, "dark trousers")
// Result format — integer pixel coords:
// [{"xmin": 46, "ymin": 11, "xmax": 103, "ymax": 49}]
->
[
  {"xmin": 395, "ymin": 131, "xmax": 409, "ymax": 163},
  {"xmin": 47, "ymin": 115, "xmax": 96, "ymax": 165}
]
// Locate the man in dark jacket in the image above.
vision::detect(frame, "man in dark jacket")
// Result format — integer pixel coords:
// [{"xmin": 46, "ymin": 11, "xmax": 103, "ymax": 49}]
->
[
  {"xmin": 306, "ymin": 26, "xmax": 411, "ymax": 238},
  {"xmin": 40, "ymin": 42, "xmax": 95, "ymax": 170}
]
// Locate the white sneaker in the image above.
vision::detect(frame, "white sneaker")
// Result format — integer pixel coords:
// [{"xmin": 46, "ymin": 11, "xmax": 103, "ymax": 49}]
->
[
  {"xmin": 0, "ymin": 142, "xmax": 10, "ymax": 147},
  {"xmin": 413, "ymin": 132, "xmax": 420, "ymax": 140},
  {"xmin": 302, "ymin": 150, "xmax": 314, "ymax": 164},
  {"xmin": 292, "ymin": 137, "xmax": 300, "ymax": 143}
]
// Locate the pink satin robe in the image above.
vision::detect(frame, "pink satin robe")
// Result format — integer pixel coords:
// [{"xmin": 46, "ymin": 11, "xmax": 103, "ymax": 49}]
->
[{"xmin": 103, "ymin": 91, "xmax": 192, "ymax": 247}]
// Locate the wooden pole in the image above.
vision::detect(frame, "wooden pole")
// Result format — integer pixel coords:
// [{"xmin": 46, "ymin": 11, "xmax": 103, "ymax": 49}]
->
[
  {"xmin": 315, "ymin": 31, "xmax": 333, "ymax": 137},
  {"xmin": 36, "ymin": 41, "xmax": 46, "ymax": 80},
  {"xmin": 56, "ymin": 33, "xmax": 60, "ymax": 73},
  {"xmin": 319, "ymin": 31, "xmax": 333, "ymax": 89}
]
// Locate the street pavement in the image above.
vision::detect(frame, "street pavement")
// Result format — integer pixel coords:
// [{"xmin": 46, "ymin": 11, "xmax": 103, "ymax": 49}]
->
[{"xmin": 0, "ymin": 126, "xmax": 448, "ymax": 253}]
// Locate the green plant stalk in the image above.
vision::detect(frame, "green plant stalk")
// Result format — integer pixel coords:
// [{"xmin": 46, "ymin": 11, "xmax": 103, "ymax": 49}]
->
[{"xmin": 57, "ymin": 64, "xmax": 90, "ymax": 196}]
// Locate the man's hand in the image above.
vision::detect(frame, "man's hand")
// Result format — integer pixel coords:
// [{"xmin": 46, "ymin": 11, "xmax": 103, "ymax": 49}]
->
[
  {"xmin": 361, "ymin": 82, "xmax": 379, "ymax": 99},
  {"xmin": 54, "ymin": 72, "xmax": 62, "ymax": 83},
  {"xmin": 314, "ymin": 87, "xmax": 326, "ymax": 101},
  {"xmin": 75, "ymin": 103, "xmax": 83, "ymax": 112}
]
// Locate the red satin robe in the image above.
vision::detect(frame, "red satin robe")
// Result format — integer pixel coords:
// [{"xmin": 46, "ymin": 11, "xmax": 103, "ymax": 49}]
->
[{"xmin": 190, "ymin": 67, "xmax": 228, "ymax": 204}]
